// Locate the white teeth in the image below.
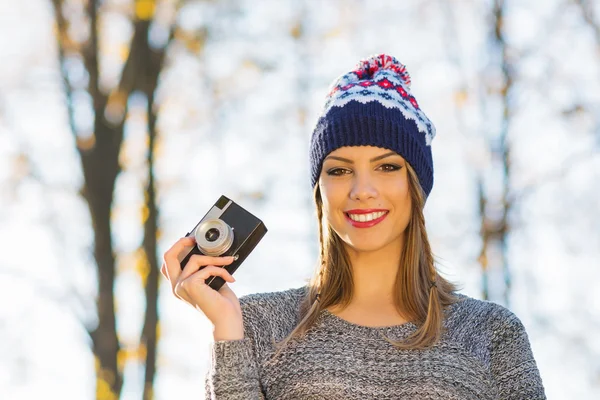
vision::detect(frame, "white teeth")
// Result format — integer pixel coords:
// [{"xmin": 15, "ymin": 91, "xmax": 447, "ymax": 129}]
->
[{"xmin": 348, "ymin": 211, "xmax": 386, "ymax": 222}]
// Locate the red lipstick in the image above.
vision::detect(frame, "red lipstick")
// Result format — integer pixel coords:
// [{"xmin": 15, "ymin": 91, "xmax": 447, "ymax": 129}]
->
[{"xmin": 344, "ymin": 209, "xmax": 389, "ymax": 228}]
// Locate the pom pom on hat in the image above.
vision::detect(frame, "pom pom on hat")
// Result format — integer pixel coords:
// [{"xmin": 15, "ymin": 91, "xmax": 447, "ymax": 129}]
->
[
  {"xmin": 333, "ymin": 53, "xmax": 412, "ymax": 92},
  {"xmin": 309, "ymin": 53, "xmax": 436, "ymax": 201}
]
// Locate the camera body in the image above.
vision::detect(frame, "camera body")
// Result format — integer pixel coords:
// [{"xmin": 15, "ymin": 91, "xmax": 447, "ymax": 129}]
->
[{"xmin": 179, "ymin": 195, "xmax": 268, "ymax": 291}]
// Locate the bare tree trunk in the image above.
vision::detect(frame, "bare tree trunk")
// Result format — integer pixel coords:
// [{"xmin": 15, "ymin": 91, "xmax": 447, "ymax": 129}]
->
[
  {"xmin": 75, "ymin": 0, "xmax": 125, "ymax": 395},
  {"xmin": 133, "ymin": 16, "xmax": 172, "ymax": 399},
  {"xmin": 52, "ymin": 1, "xmax": 172, "ymax": 397},
  {"xmin": 84, "ymin": 117, "xmax": 124, "ymax": 397},
  {"xmin": 141, "ymin": 92, "xmax": 160, "ymax": 400},
  {"xmin": 478, "ymin": 0, "xmax": 513, "ymax": 304}
]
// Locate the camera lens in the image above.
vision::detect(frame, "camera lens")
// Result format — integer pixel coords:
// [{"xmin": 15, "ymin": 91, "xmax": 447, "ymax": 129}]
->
[
  {"xmin": 194, "ymin": 218, "xmax": 234, "ymax": 256},
  {"xmin": 205, "ymin": 228, "xmax": 220, "ymax": 242}
]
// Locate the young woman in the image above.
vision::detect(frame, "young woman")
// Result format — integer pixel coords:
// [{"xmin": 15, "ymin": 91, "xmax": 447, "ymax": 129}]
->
[{"xmin": 161, "ymin": 54, "xmax": 546, "ymax": 399}]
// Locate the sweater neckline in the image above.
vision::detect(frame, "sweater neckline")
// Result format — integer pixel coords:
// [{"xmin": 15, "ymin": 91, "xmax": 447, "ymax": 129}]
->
[{"xmin": 320, "ymin": 308, "xmax": 418, "ymax": 337}]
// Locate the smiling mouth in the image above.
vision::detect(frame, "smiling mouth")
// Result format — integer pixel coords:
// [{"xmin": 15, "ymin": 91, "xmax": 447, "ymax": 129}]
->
[
  {"xmin": 345, "ymin": 211, "xmax": 388, "ymax": 222},
  {"xmin": 343, "ymin": 211, "xmax": 389, "ymax": 228}
]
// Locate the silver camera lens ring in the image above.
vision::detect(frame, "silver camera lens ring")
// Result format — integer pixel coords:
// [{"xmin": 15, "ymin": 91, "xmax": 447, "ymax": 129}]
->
[{"xmin": 195, "ymin": 218, "xmax": 234, "ymax": 256}]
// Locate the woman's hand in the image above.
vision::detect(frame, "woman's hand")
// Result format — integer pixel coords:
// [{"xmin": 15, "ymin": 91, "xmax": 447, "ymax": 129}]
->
[{"xmin": 161, "ymin": 236, "xmax": 244, "ymax": 340}]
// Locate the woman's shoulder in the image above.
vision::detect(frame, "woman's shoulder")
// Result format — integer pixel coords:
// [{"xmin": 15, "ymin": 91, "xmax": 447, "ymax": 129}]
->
[
  {"xmin": 238, "ymin": 285, "xmax": 308, "ymax": 323},
  {"xmin": 447, "ymin": 292, "xmax": 530, "ymax": 339},
  {"xmin": 235, "ymin": 285, "xmax": 308, "ymax": 344},
  {"xmin": 238, "ymin": 284, "xmax": 307, "ymax": 307}
]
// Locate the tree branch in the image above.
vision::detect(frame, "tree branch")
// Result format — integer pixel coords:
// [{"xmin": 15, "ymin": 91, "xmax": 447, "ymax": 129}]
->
[
  {"xmin": 574, "ymin": 0, "xmax": 600, "ymax": 48},
  {"xmin": 51, "ymin": 0, "xmax": 78, "ymax": 138}
]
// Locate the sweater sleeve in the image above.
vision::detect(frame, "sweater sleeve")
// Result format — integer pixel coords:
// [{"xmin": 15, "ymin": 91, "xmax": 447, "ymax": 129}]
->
[
  {"xmin": 204, "ymin": 296, "xmax": 267, "ymax": 400},
  {"xmin": 489, "ymin": 307, "xmax": 546, "ymax": 400}
]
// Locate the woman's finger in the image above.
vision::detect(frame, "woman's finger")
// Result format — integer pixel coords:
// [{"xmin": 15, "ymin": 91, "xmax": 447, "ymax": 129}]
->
[
  {"xmin": 178, "ymin": 267, "xmax": 236, "ymax": 309},
  {"xmin": 178, "ymin": 254, "xmax": 235, "ymax": 283},
  {"xmin": 175, "ymin": 265, "xmax": 235, "ymax": 302},
  {"xmin": 163, "ymin": 236, "xmax": 196, "ymax": 289},
  {"xmin": 174, "ymin": 265, "xmax": 234, "ymax": 304},
  {"xmin": 189, "ymin": 264, "xmax": 236, "ymax": 284}
]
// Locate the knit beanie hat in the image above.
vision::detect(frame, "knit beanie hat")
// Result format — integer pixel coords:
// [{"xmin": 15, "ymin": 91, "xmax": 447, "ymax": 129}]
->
[{"xmin": 309, "ymin": 53, "xmax": 436, "ymax": 200}]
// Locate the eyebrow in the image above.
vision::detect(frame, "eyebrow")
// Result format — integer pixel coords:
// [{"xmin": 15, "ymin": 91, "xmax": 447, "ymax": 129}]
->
[{"xmin": 324, "ymin": 151, "xmax": 399, "ymax": 164}]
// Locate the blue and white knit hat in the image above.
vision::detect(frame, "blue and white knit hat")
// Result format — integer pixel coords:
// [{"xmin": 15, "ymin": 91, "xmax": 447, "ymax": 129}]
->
[{"xmin": 309, "ymin": 53, "xmax": 436, "ymax": 200}]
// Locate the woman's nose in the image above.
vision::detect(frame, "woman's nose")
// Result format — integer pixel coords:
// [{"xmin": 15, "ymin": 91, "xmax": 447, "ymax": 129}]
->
[{"xmin": 349, "ymin": 173, "xmax": 378, "ymax": 201}]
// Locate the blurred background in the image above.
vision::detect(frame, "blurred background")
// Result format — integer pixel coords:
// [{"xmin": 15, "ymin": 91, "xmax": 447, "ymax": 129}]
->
[{"xmin": 1, "ymin": 0, "xmax": 599, "ymax": 399}]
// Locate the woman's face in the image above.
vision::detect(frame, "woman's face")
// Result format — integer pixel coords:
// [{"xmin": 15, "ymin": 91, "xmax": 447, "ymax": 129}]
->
[{"xmin": 318, "ymin": 145, "xmax": 412, "ymax": 254}]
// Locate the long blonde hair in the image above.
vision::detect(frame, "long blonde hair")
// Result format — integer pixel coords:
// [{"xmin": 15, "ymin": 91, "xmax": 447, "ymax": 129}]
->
[{"xmin": 271, "ymin": 160, "xmax": 459, "ymax": 354}]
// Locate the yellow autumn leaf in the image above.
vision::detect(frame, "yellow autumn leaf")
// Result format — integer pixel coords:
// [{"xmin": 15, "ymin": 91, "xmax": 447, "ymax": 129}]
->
[
  {"xmin": 76, "ymin": 134, "xmax": 96, "ymax": 151},
  {"xmin": 135, "ymin": 0, "xmax": 156, "ymax": 21},
  {"xmin": 108, "ymin": 89, "xmax": 128, "ymax": 107},
  {"xmin": 174, "ymin": 28, "xmax": 188, "ymax": 43},
  {"xmin": 117, "ymin": 344, "xmax": 148, "ymax": 373},
  {"xmin": 478, "ymin": 253, "xmax": 488, "ymax": 270},
  {"xmin": 174, "ymin": 28, "xmax": 206, "ymax": 54},
  {"xmin": 118, "ymin": 144, "xmax": 130, "ymax": 169},
  {"xmin": 154, "ymin": 136, "xmax": 164, "ymax": 159},
  {"xmin": 96, "ymin": 377, "xmax": 117, "ymax": 400},
  {"xmin": 186, "ymin": 37, "xmax": 204, "ymax": 54},
  {"xmin": 454, "ymin": 89, "xmax": 468, "ymax": 108},
  {"xmin": 95, "ymin": 355, "xmax": 118, "ymax": 400},
  {"xmin": 138, "ymin": 343, "xmax": 148, "ymax": 360},
  {"xmin": 116, "ymin": 348, "xmax": 128, "ymax": 373},
  {"xmin": 141, "ymin": 204, "xmax": 150, "ymax": 224},
  {"xmin": 105, "ymin": 89, "xmax": 128, "ymax": 125},
  {"xmin": 135, "ymin": 247, "xmax": 151, "ymax": 286},
  {"xmin": 119, "ymin": 44, "xmax": 130, "ymax": 62},
  {"xmin": 290, "ymin": 21, "xmax": 302, "ymax": 39}
]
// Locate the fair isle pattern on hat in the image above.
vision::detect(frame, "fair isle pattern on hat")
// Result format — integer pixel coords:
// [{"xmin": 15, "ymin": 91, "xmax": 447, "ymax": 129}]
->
[
  {"xmin": 322, "ymin": 55, "xmax": 436, "ymax": 146},
  {"xmin": 309, "ymin": 53, "xmax": 437, "ymax": 200}
]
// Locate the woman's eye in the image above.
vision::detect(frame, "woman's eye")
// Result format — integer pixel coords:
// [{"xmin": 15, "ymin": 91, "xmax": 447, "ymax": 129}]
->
[
  {"xmin": 326, "ymin": 168, "xmax": 350, "ymax": 176},
  {"xmin": 379, "ymin": 164, "xmax": 401, "ymax": 172}
]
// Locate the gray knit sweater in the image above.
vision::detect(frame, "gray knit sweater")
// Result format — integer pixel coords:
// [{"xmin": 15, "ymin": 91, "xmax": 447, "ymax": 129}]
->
[{"xmin": 204, "ymin": 285, "xmax": 546, "ymax": 399}]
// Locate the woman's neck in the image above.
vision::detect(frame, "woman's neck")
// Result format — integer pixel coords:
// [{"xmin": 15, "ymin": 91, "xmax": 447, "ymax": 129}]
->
[{"xmin": 344, "ymin": 238, "xmax": 403, "ymax": 306}]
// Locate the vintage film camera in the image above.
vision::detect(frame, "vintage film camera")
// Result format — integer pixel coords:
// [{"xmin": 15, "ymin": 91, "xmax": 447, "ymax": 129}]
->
[{"xmin": 179, "ymin": 195, "xmax": 268, "ymax": 291}]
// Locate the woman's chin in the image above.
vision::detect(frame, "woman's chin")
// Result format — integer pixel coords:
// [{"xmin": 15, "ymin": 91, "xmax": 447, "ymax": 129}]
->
[{"xmin": 343, "ymin": 238, "xmax": 390, "ymax": 254}]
